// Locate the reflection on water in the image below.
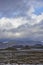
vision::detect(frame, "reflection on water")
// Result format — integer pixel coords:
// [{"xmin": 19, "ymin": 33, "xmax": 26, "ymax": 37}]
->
[{"xmin": 0, "ymin": 63, "xmax": 43, "ymax": 65}]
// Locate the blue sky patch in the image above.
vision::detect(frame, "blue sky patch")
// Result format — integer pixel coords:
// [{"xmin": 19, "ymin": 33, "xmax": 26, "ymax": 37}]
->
[{"xmin": 33, "ymin": 7, "xmax": 43, "ymax": 15}]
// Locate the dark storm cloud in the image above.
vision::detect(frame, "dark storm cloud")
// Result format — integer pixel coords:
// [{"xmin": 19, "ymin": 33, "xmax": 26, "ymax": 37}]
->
[
  {"xmin": 0, "ymin": 0, "xmax": 42, "ymax": 18},
  {"xmin": 0, "ymin": 0, "xmax": 31, "ymax": 18},
  {"xmin": 0, "ymin": 0, "xmax": 43, "ymax": 18}
]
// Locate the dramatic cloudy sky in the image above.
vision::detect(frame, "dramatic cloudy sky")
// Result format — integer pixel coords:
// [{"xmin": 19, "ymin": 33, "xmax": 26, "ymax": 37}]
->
[{"xmin": 0, "ymin": 0, "xmax": 43, "ymax": 41}]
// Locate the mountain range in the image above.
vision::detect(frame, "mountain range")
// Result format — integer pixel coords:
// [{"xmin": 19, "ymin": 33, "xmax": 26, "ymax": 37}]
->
[{"xmin": 0, "ymin": 40, "xmax": 43, "ymax": 49}]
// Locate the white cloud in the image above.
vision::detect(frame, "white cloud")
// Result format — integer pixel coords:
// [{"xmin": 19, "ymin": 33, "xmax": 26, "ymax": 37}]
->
[
  {"xmin": 0, "ymin": 17, "xmax": 27, "ymax": 29},
  {"xmin": 35, "ymin": 13, "xmax": 43, "ymax": 23},
  {"xmin": 0, "ymin": 11, "xmax": 43, "ymax": 39},
  {"xmin": 31, "ymin": 13, "xmax": 43, "ymax": 25},
  {"xmin": 0, "ymin": 17, "xmax": 29, "ymax": 39}
]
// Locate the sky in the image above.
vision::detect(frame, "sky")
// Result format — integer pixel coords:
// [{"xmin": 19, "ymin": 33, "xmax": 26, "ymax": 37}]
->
[{"xmin": 0, "ymin": 0, "xmax": 43, "ymax": 41}]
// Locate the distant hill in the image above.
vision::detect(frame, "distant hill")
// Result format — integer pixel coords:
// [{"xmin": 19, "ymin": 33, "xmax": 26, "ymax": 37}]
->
[
  {"xmin": 34, "ymin": 44, "xmax": 43, "ymax": 47},
  {"xmin": 33, "ymin": 44, "xmax": 43, "ymax": 49},
  {"xmin": 0, "ymin": 41, "xmax": 43, "ymax": 49}
]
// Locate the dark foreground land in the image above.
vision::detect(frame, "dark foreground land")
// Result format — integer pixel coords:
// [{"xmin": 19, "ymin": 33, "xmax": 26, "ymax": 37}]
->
[{"xmin": 0, "ymin": 48, "xmax": 43, "ymax": 65}]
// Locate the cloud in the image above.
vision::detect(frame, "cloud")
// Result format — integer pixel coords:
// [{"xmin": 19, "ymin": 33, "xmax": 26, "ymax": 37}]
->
[
  {"xmin": 0, "ymin": 0, "xmax": 43, "ymax": 18},
  {"xmin": 0, "ymin": 0, "xmax": 43, "ymax": 41},
  {"xmin": 0, "ymin": 11, "xmax": 43, "ymax": 40},
  {"xmin": 0, "ymin": 0, "xmax": 30, "ymax": 18},
  {"xmin": 0, "ymin": 17, "xmax": 29, "ymax": 39},
  {"xmin": 1, "ymin": 19, "xmax": 42, "ymax": 40}
]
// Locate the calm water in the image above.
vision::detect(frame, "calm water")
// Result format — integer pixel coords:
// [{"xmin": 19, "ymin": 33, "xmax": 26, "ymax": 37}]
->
[{"xmin": 0, "ymin": 63, "xmax": 43, "ymax": 65}]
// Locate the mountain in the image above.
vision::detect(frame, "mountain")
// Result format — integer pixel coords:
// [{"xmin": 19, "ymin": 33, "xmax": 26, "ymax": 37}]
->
[
  {"xmin": 0, "ymin": 40, "xmax": 43, "ymax": 49},
  {"xmin": 32, "ymin": 44, "xmax": 43, "ymax": 49}
]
